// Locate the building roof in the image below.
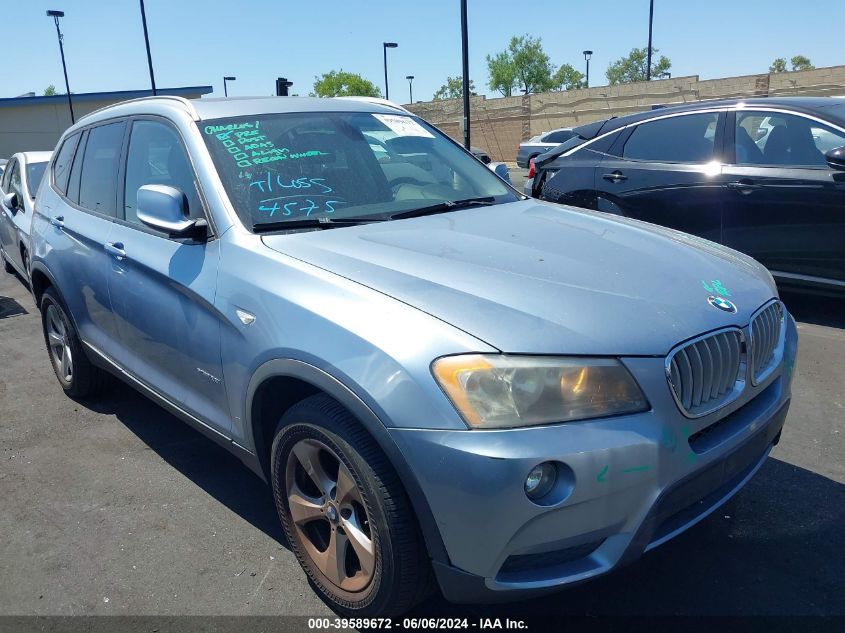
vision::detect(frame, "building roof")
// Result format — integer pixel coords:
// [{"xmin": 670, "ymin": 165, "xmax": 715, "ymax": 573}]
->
[{"xmin": 0, "ymin": 86, "xmax": 213, "ymax": 109}]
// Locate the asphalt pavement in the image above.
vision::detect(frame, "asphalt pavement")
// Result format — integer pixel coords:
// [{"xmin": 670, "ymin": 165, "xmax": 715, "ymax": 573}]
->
[{"xmin": 0, "ymin": 263, "xmax": 843, "ymax": 618}]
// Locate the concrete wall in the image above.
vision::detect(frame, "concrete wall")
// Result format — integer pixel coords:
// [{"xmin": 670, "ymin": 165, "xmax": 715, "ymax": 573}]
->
[{"xmin": 406, "ymin": 65, "xmax": 845, "ymax": 163}]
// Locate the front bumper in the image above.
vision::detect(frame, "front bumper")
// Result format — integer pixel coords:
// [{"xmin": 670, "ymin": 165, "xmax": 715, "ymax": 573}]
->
[{"xmin": 389, "ymin": 315, "xmax": 798, "ymax": 603}]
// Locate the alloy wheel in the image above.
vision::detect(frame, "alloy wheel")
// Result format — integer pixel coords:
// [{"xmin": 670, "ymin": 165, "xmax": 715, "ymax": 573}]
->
[
  {"xmin": 285, "ymin": 437, "xmax": 375, "ymax": 593},
  {"xmin": 46, "ymin": 304, "xmax": 73, "ymax": 382}
]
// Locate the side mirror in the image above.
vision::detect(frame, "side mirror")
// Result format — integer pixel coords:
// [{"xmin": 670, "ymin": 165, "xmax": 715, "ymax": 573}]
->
[
  {"xmin": 3, "ymin": 192, "xmax": 19, "ymax": 213},
  {"xmin": 136, "ymin": 184, "xmax": 207, "ymax": 238},
  {"xmin": 488, "ymin": 162, "xmax": 511, "ymax": 184},
  {"xmin": 825, "ymin": 146, "xmax": 845, "ymax": 171}
]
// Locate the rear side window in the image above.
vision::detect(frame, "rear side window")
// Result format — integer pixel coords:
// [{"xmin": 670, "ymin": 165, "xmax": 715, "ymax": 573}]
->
[
  {"xmin": 78, "ymin": 121, "xmax": 126, "ymax": 217},
  {"xmin": 623, "ymin": 112, "xmax": 719, "ymax": 163},
  {"xmin": 52, "ymin": 134, "xmax": 80, "ymax": 195},
  {"xmin": 545, "ymin": 130, "xmax": 575, "ymax": 143}
]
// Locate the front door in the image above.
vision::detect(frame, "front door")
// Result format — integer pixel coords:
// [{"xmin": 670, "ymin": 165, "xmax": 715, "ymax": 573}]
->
[{"xmin": 106, "ymin": 118, "xmax": 229, "ymax": 434}]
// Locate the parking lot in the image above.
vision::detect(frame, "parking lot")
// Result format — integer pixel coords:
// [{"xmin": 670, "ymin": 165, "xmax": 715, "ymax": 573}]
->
[{"xmin": 1, "ymin": 265, "xmax": 843, "ymax": 618}]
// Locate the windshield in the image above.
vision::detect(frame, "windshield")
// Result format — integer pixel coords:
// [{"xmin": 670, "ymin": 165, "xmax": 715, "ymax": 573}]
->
[
  {"xmin": 199, "ymin": 111, "xmax": 517, "ymax": 229},
  {"xmin": 25, "ymin": 161, "xmax": 48, "ymax": 199}
]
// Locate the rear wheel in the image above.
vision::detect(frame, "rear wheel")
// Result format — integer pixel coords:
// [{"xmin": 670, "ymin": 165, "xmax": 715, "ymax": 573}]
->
[
  {"xmin": 271, "ymin": 394, "xmax": 432, "ymax": 616},
  {"xmin": 40, "ymin": 287, "xmax": 107, "ymax": 398}
]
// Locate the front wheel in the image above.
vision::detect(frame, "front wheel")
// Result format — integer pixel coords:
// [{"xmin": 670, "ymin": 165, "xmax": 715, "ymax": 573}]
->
[{"xmin": 271, "ymin": 394, "xmax": 432, "ymax": 616}]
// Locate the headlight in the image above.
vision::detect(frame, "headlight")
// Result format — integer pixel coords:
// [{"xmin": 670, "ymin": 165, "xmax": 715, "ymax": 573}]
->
[{"xmin": 431, "ymin": 354, "xmax": 648, "ymax": 429}]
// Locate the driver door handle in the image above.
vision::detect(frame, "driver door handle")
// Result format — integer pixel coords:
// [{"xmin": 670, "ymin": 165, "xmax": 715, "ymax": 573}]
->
[
  {"xmin": 726, "ymin": 179, "xmax": 761, "ymax": 192},
  {"xmin": 50, "ymin": 215, "xmax": 64, "ymax": 229},
  {"xmin": 602, "ymin": 171, "xmax": 627, "ymax": 183},
  {"xmin": 104, "ymin": 242, "xmax": 126, "ymax": 259}
]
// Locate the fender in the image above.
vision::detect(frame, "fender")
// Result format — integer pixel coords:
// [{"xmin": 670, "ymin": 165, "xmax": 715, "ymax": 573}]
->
[{"xmin": 245, "ymin": 357, "xmax": 450, "ymax": 564}]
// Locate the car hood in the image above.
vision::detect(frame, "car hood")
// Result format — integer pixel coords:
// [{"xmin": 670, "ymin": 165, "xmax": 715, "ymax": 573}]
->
[{"xmin": 261, "ymin": 201, "xmax": 777, "ymax": 355}]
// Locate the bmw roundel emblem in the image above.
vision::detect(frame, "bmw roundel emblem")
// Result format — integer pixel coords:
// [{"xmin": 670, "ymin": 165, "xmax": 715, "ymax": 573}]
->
[{"xmin": 708, "ymin": 295, "xmax": 737, "ymax": 313}]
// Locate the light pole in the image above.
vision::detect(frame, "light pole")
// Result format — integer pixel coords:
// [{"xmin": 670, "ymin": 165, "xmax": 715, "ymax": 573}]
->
[
  {"xmin": 646, "ymin": 0, "xmax": 654, "ymax": 80},
  {"xmin": 46, "ymin": 10, "xmax": 74, "ymax": 124},
  {"xmin": 223, "ymin": 76, "xmax": 236, "ymax": 97},
  {"xmin": 583, "ymin": 50, "xmax": 593, "ymax": 88},
  {"xmin": 138, "ymin": 0, "xmax": 157, "ymax": 95},
  {"xmin": 383, "ymin": 42, "xmax": 398, "ymax": 100},
  {"xmin": 460, "ymin": 0, "xmax": 470, "ymax": 149},
  {"xmin": 405, "ymin": 75, "xmax": 414, "ymax": 104}
]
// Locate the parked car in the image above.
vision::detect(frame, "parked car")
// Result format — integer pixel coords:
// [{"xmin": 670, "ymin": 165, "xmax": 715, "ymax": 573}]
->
[
  {"xmin": 528, "ymin": 97, "xmax": 845, "ymax": 295},
  {"xmin": 30, "ymin": 96, "xmax": 796, "ymax": 616},
  {"xmin": 516, "ymin": 128, "xmax": 577, "ymax": 168},
  {"xmin": 1, "ymin": 151, "xmax": 52, "ymax": 279},
  {"xmin": 0, "ymin": 158, "xmax": 7, "ymax": 178}
]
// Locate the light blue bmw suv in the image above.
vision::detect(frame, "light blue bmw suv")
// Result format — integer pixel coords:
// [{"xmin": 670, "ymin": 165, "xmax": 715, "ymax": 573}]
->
[{"xmin": 29, "ymin": 96, "xmax": 797, "ymax": 616}]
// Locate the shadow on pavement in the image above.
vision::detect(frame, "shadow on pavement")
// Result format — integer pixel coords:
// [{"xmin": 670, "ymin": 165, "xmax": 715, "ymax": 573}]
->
[
  {"xmin": 82, "ymin": 379, "xmax": 289, "ymax": 549},
  {"xmin": 413, "ymin": 457, "xmax": 845, "ymax": 617}
]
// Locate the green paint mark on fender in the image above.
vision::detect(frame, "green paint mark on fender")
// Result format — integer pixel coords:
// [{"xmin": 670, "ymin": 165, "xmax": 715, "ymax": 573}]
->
[
  {"xmin": 622, "ymin": 465, "xmax": 651, "ymax": 474},
  {"xmin": 596, "ymin": 465, "xmax": 609, "ymax": 483}
]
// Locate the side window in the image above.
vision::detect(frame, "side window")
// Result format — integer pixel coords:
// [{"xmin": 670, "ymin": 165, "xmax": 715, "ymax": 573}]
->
[
  {"xmin": 78, "ymin": 121, "xmax": 126, "ymax": 217},
  {"xmin": 52, "ymin": 133, "xmax": 80, "ymax": 195},
  {"xmin": 1, "ymin": 158, "xmax": 15, "ymax": 192},
  {"xmin": 622, "ymin": 112, "xmax": 719, "ymax": 163},
  {"xmin": 736, "ymin": 111, "xmax": 845, "ymax": 167},
  {"xmin": 545, "ymin": 130, "xmax": 574, "ymax": 143},
  {"xmin": 8, "ymin": 160, "xmax": 23, "ymax": 201},
  {"xmin": 123, "ymin": 120, "xmax": 201, "ymax": 225}
]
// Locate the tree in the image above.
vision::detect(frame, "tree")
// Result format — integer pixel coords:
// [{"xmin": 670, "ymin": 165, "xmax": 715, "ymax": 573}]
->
[
  {"xmin": 770, "ymin": 55, "xmax": 815, "ymax": 73},
  {"xmin": 311, "ymin": 70, "xmax": 381, "ymax": 98},
  {"xmin": 43, "ymin": 85, "xmax": 58, "ymax": 96},
  {"xmin": 486, "ymin": 34, "xmax": 555, "ymax": 96},
  {"xmin": 606, "ymin": 47, "xmax": 671, "ymax": 84},
  {"xmin": 550, "ymin": 64, "xmax": 585, "ymax": 91},
  {"xmin": 432, "ymin": 76, "xmax": 477, "ymax": 100},
  {"xmin": 487, "ymin": 50, "xmax": 518, "ymax": 97},
  {"xmin": 790, "ymin": 55, "xmax": 814, "ymax": 71},
  {"xmin": 769, "ymin": 58, "xmax": 787, "ymax": 73}
]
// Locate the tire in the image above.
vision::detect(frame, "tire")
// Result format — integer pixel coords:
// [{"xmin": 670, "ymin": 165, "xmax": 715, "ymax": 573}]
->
[
  {"xmin": 271, "ymin": 394, "xmax": 432, "ymax": 616},
  {"xmin": 40, "ymin": 287, "xmax": 107, "ymax": 398}
]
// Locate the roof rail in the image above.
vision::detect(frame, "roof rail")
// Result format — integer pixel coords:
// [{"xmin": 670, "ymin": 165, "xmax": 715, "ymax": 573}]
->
[
  {"xmin": 336, "ymin": 96, "xmax": 412, "ymax": 114},
  {"xmin": 78, "ymin": 95, "xmax": 198, "ymax": 123}
]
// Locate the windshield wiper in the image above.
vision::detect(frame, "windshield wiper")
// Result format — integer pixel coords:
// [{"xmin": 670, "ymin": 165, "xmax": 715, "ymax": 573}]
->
[
  {"xmin": 388, "ymin": 197, "xmax": 496, "ymax": 220},
  {"xmin": 252, "ymin": 217, "xmax": 383, "ymax": 233}
]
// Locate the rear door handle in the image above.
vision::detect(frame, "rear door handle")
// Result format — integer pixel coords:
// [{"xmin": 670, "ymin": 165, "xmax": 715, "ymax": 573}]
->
[
  {"xmin": 50, "ymin": 215, "xmax": 64, "ymax": 229},
  {"xmin": 602, "ymin": 171, "xmax": 627, "ymax": 183},
  {"xmin": 104, "ymin": 242, "xmax": 126, "ymax": 259}
]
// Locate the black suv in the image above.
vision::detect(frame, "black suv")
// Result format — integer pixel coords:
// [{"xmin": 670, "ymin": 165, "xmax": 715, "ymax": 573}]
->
[{"xmin": 529, "ymin": 97, "xmax": 845, "ymax": 294}]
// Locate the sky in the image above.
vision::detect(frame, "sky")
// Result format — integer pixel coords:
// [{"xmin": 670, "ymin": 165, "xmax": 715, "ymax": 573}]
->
[{"xmin": 4, "ymin": 0, "xmax": 842, "ymax": 104}]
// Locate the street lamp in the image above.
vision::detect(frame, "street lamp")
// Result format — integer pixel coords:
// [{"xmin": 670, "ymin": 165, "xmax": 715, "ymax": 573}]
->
[
  {"xmin": 223, "ymin": 76, "xmax": 236, "ymax": 97},
  {"xmin": 383, "ymin": 42, "xmax": 398, "ymax": 100},
  {"xmin": 138, "ymin": 0, "xmax": 157, "ymax": 95},
  {"xmin": 405, "ymin": 75, "xmax": 414, "ymax": 104},
  {"xmin": 646, "ymin": 0, "xmax": 654, "ymax": 80},
  {"xmin": 46, "ymin": 10, "xmax": 74, "ymax": 124},
  {"xmin": 583, "ymin": 50, "xmax": 593, "ymax": 88}
]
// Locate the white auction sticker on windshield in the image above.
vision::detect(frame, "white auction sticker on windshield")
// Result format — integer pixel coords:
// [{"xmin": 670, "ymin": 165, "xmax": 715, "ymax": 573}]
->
[{"xmin": 373, "ymin": 114, "xmax": 435, "ymax": 138}]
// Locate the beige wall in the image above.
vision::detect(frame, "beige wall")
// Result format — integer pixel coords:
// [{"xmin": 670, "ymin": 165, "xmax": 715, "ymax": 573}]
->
[
  {"xmin": 406, "ymin": 65, "xmax": 845, "ymax": 163},
  {"xmin": 0, "ymin": 90, "xmax": 209, "ymax": 159}
]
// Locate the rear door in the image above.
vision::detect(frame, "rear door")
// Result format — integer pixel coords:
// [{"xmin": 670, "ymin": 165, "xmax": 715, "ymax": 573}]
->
[
  {"xmin": 722, "ymin": 109, "xmax": 845, "ymax": 285},
  {"xmin": 106, "ymin": 117, "xmax": 228, "ymax": 433},
  {"xmin": 594, "ymin": 110, "xmax": 729, "ymax": 243},
  {"xmin": 48, "ymin": 122, "xmax": 125, "ymax": 354}
]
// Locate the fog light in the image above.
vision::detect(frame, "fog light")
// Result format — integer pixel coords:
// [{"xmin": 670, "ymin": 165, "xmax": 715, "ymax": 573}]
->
[{"xmin": 525, "ymin": 462, "xmax": 557, "ymax": 500}]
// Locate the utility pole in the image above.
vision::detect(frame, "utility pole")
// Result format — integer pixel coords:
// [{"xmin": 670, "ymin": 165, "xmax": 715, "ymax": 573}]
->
[
  {"xmin": 646, "ymin": 0, "xmax": 654, "ymax": 81},
  {"xmin": 139, "ymin": 0, "xmax": 157, "ymax": 95},
  {"xmin": 460, "ymin": 0, "xmax": 470, "ymax": 149}
]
